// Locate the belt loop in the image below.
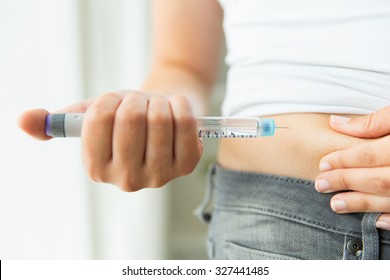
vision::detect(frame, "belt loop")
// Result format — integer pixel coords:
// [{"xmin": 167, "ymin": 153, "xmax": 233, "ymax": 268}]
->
[
  {"xmin": 193, "ymin": 164, "xmax": 217, "ymax": 224},
  {"xmin": 361, "ymin": 212, "xmax": 381, "ymax": 260}
]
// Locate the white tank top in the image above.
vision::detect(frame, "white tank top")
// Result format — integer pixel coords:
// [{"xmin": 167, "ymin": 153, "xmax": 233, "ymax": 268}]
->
[{"xmin": 219, "ymin": 0, "xmax": 390, "ymax": 117}]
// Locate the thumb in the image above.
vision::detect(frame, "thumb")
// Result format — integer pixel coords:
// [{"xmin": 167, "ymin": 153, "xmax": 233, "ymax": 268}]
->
[
  {"xmin": 376, "ymin": 213, "xmax": 390, "ymax": 231},
  {"xmin": 18, "ymin": 109, "xmax": 52, "ymax": 141},
  {"xmin": 329, "ymin": 105, "xmax": 390, "ymax": 139},
  {"xmin": 18, "ymin": 99, "xmax": 93, "ymax": 140}
]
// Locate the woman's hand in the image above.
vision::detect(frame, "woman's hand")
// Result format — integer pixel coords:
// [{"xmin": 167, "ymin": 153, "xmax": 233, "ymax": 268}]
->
[
  {"xmin": 315, "ymin": 106, "xmax": 390, "ymax": 231},
  {"xmin": 18, "ymin": 91, "xmax": 203, "ymax": 192}
]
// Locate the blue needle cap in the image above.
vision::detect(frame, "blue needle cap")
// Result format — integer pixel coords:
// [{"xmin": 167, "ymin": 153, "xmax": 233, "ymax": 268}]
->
[{"xmin": 259, "ymin": 118, "xmax": 275, "ymax": 136}]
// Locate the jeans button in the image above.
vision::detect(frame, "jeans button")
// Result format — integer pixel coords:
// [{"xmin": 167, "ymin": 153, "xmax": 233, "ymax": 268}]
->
[{"xmin": 347, "ymin": 238, "xmax": 362, "ymax": 255}]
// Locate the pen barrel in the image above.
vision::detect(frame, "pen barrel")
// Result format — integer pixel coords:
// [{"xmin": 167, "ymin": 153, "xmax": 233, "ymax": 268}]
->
[
  {"xmin": 64, "ymin": 113, "xmax": 84, "ymax": 137},
  {"xmin": 196, "ymin": 117, "xmax": 275, "ymax": 138},
  {"xmin": 45, "ymin": 114, "xmax": 275, "ymax": 138}
]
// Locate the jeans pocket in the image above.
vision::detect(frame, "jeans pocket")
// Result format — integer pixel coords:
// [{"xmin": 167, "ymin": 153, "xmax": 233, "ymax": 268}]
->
[{"xmin": 223, "ymin": 241, "xmax": 301, "ymax": 260}]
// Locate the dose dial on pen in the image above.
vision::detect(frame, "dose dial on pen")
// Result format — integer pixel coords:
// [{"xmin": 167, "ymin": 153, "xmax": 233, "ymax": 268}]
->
[{"xmin": 196, "ymin": 117, "xmax": 275, "ymax": 138}]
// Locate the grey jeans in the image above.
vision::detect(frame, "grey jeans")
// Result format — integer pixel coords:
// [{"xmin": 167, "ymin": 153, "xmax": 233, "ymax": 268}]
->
[{"xmin": 196, "ymin": 164, "xmax": 390, "ymax": 260}]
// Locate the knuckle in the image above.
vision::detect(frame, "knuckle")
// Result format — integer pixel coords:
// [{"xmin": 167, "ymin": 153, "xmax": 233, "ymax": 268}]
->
[
  {"xmin": 339, "ymin": 171, "xmax": 352, "ymax": 190},
  {"xmin": 148, "ymin": 110, "xmax": 171, "ymax": 127},
  {"xmin": 358, "ymin": 147, "xmax": 377, "ymax": 167},
  {"xmin": 103, "ymin": 92, "xmax": 121, "ymax": 100},
  {"xmin": 334, "ymin": 152, "xmax": 348, "ymax": 168},
  {"xmin": 86, "ymin": 92, "xmax": 122, "ymax": 120},
  {"xmin": 171, "ymin": 94, "xmax": 189, "ymax": 106},
  {"xmin": 87, "ymin": 106, "xmax": 116, "ymax": 123},
  {"xmin": 176, "ymin": 114, "xmax": 196, "ymax": 130},
  {"xmin": 149, "ymin": 95, "xmax": 168, "ymax": 109},
  {"xmin": 323, "ymin": 151, "xmax": 342, "ymax": 169},
  {"xmin": 363, "ymin": 113, "xmax": 379, "ymax": 137},
  {"xmin": 148, "ymin": 176, "xmax": 169, "ymax": 188},
  {"xmin": 117, "ymin": 176, "xmax": 141, "ymax": 192},
  {"xmin": 147, "ymin": 96, "xmax": 171, "ymax": 126},
  {"xmin": 371, "ymin": 175, "xmax": 390, "ymax": 195},
  {"xmin": 177, "ymin": 159, "xmax": 199, "ymax": 176},
  {"xmin": 179, "ymin": 163, "xmax": 197, "ymax": 176},
  {"xmin": 116, "ymin": 107, "xmax": 145, "ymax": 124},
  {"xmin": 360, "ymin": 196, "xmax": 373, "ymax": 211},
  {"xmin": 128, "ymin": 91, "xmax": 145, "ymax": 99},
  {"xmin": 86, "ymin": 165, "xmax": 107, "ymax": 183},
  {"xmin": 144, "ymin": 165, "xmax": 171, "ymax": 188}
]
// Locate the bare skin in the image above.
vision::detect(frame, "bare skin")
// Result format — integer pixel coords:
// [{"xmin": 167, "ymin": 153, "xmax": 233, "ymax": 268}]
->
[{"xmin": 18, "ymin": 0, "xmax": 390, "ymax": 229}]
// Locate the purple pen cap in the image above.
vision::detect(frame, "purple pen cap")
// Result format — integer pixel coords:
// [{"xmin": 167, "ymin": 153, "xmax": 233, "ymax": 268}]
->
[{"xmin": 45, "ymin": 114, "xmax": 66, "ymax": 137}]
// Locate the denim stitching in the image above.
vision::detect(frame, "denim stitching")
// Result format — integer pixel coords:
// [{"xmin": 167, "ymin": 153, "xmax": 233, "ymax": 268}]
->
[
  {"xmin": 218, "ymin": 168, "xmax": 315, "ymax": 186},
  {"xmin": 224, "ymin": 242, "xmax": 301, "ymax": 260},
  {"xmin": 382, "ymin": 239, "xmax": 390, "ymax": 245},
  {"xmin": 215, "ymin": 204, "xmax": 362, "ymax": 238},
  {"xmin": 374, "ymin": 215, "xmax": 380, "ymax": 257}
]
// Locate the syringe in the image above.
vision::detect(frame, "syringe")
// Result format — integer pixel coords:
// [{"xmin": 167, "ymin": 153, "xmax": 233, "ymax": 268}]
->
[{"xmin": 45, "ymin": 113, "xmax": 278, "ymax": 138}]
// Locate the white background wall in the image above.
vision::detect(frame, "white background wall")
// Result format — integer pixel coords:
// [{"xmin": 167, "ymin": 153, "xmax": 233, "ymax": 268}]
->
[
  {"xmin": 0, "ymin": 0, "xmax": 91, "ymax": 259},
  {"xmin": 0, "ymin": 0, "xmax": 170, "ymax": 259}
]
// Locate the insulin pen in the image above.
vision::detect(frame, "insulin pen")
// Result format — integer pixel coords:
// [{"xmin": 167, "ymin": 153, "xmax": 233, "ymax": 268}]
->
[{"xmin": 45, "ymin": 113, "xmax": 280, "ymax": 138}]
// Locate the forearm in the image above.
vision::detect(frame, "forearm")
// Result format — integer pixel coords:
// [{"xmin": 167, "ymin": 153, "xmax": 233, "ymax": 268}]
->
[{"xmin": 142, "ymin": 62, "xmax": 213, "ymax": 116}]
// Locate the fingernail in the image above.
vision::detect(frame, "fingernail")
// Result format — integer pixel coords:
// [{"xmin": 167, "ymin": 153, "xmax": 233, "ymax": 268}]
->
[
  {"xmin": 331, "ymin": 200, "xmax": 347, "ymax": 212},
  {"xmin": 330, "ymin": 115, "xmax": 351, "ymax": 125},
  {"xmin": 376, "ymin": 216, "xmax": 390, "ymax": 231},
  {"xmin": 315, "ymin": 179, "xmax": 330, "ymax": 192},
  {"xmin": 319, "ymin": 161, "xmax": 332, "ymax": 172},
  {"xmin": 376, "ymin": 221, "xmax": 390, "ymax": 231}
]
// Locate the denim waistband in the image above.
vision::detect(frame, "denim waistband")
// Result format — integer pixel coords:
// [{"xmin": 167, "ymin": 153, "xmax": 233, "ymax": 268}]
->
[{"xmin": 196, "ymin": 164, "xmax": 390, "ymax": 246}]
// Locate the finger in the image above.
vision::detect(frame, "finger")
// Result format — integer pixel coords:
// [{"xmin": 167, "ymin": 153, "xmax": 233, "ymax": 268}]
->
[
  {"xmin": 170, "ymin": 95, "xmax": 203, "ymax": 175},
  {"xmin": 376, "ymin": 214, "xmax": 390, "ymax": 231},
  {"xmin": 330, "ymin": 105, "xmax": 390, "ymax": 138},
  {"xmin": 112, "ymin": 92, "xmax": 147, "ymax": 176},
  {"xmin": 53, "ymin": 98, "xmax": 94, "ymax": 113},
  {"xmin": 330, "ymin": 191, "xmax": 390, "ymax": 213},
  {"xmin": 54, "ymin": 90, "xmax": 134, "ymax": 113},
  {"xmin": 81, "ymin": 93, "xmax": 123, "ymax": 182},
  {"xmin": 319, "ymin": 136, "xmax": 390, "ymax": 171},
  {"xmin": 18, "ymin": 109, "xmax": 52, "ymax": 140},
  {"xmin": 315, "ymin": 167, "xmax": 390, "ymax": 196},
  {"xmin": 145, "ymin": 95, "xmax": 174, "ymax": 185}
]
